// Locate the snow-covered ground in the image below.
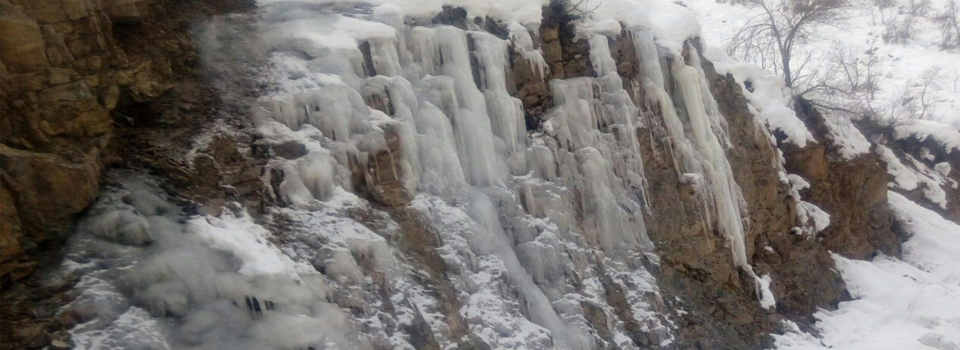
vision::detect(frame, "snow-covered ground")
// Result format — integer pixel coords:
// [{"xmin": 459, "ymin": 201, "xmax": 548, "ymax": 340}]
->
[{"xmin": 774, "ymin": 192, "xmax": 960, "ymax": 350}]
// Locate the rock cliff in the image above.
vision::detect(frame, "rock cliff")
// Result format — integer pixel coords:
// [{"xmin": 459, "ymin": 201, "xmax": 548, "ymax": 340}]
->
[
  {"xmin": 0, "ymin": 0, "xmax": 254, "ymax": 280},
  {"xmin": 0, "ymin": 1, "xmax": 926, "ymax": 350}
]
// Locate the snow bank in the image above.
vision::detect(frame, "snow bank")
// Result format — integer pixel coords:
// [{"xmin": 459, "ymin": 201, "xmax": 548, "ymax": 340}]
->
[
  {"xmin": 258, "ymin": 0, "xmax": 702, "ymax": 50},
  {"xmin": 895, "ymin": 119, "xmax": 960, "ymax": 154},
  {"xmin": 701, "ymin": 47, "xmax": 817, "ymax": 149}
]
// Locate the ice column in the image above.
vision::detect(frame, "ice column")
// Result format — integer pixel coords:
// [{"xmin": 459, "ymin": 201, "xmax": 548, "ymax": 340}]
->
[
  {"xmin": 467, "ymin": 191, "xmax": 591, "ymax": 350},
  {"xmin": 471, "ymin": 31, "xmax": 529, "ymax": 175},
  {"xmin": 539, "ymin": 34, "xmax": 654, "ymax": 254},
  {"xmin": 411, "ymin": 27, "xmax": 505, "ymax": 187},
  {"xmin": 634, "ymin": 35, "xmax": 756, "ymax": 278}
]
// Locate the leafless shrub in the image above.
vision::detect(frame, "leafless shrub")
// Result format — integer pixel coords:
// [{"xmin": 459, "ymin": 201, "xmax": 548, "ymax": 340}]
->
[
  {"xmin": 729, "ymin": 0, "xmax": 849, "ymax": 92},
  {"xmin": 862, "ymin": 68, "xmax": 946, "ymax": 134},
  {"xmin": 906, "ymin": 0, "xmax": 932, "ymax": 17},
  {"xmin": 801, "ymin": 42, "xmax": 881, "ymax": 115},
  {"xmin": 565, "ymin": 0, "xmax": 602, "ymax": 18},
  {"xmin": 883, "ymin": 16, "xmax": 914, "ymax": 43},
  {"xmin": 834, "ymin": 44, "xmax": 880, "ymax": 96}
]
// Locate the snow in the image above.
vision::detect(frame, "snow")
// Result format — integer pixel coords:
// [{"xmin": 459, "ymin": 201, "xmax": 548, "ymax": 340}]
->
[
  {"xmin": 706, "ymin": 52, "xmax": 817, "ymax": 148},
  {"xmin": 258, "ymin": 0, "xmax": 703, "ymax": 50},
  {"xmin": 70, "ymin": 307, "xmax": 171, "ymax": 350},
  {"xmin": 63, "ymin": 173, "xmax": 368, "ymax": 350},
  {"xmin": 878, "ymin": 144, "xmax": 954, "ymax": 208},
  {"xmin": 935, "ymin": 162, "xmax": 952, "ymax": 176},
  {"xmin": 878, "ymin": 144, "xmax": 921, "ymax": 191},
  {"xmin": 757, "ymin": 274, "xmax": 777, "ymax": 310},
  {"xmin": 774, "ymin": 192, "xmax": 960, "ymax": 350},
  {"xmin": 189, "ymin": 214, "xmax": 301, "ymax": 276},
  {"xmin": 895, "ymin": 119, "xmax": 960, "ymax": 154},
  {"xmin": 585, "ymin": 0, "xmax": 702, "ymax": 51}
]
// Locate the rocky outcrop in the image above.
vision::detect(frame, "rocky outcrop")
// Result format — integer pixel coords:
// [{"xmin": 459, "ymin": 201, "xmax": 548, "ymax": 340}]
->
[
  {"xmin": 883, "ymin": 132, "xmax": 960, "ymax": 224},
  {"xmin": 701, "ymin": 61, "xmax": 847, "ymax": 332},
  {"xmin": 781, "ymin": 99, "xmax": 901, "ymax": 260},
  {"xmin": 622, "ymin": 43, "xmax": 846, "ymax": 348},
  {"xmin": 0, "ymin": 0, "xmax": 254, "ymax": 282}
]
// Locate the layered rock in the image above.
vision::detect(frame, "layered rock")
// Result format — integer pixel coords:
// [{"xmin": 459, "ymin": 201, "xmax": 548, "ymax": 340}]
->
[{"xmin": 0, "ymin": 0, "xmax": 254, "ymax": 281}]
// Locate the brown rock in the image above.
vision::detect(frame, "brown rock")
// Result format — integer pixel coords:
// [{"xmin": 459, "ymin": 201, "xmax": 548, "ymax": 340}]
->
[
  {"xmin": 0, "ymin": 14, "xmax": 49, "ymax": 73},
  {"xmin": 0, "ymin": 145, "xmax": 101, "ymax": 248},
  {"xmin": 0, "ymin": 182, "xmax": 25, "ymax": 272},
  {"xmin": 352, "ymin": 123, "xmax": 415, "ymax": 206},
  {"xmin": 784, "ymin": 99, "xmax": 900, "ymax": 260},
  {"xmin": 102, "ymin": 0, "xmax": 151, "ymax": 23}
]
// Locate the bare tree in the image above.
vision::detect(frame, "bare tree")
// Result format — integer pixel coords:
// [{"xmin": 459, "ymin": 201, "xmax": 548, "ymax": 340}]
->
[
  {"xmin": 553, "ymin": 0, "xmax": 602, "ymax": 20},
  {"xmin": 934, "ymin": 0, "xmax": 960, "ymax": 48},
  {"xmin": 729, "ymin": 0, "xmax": 848, "ymax": 93},
  {"xmin": 801, "ymin": 42, "xmax": 880, "ymax": 117}
]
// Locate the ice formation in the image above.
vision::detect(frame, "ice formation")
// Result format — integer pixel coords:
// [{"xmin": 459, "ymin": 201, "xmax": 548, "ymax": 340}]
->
[{"xmin": 60, "ymin": 0, "xmax": 780, "ymax": 348}]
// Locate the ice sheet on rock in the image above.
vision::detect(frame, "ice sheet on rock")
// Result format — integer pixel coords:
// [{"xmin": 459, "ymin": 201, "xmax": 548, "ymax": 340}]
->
[
  {"xmin": 63, "ymin": 173, "xmax": 368, "ymax": 350},
  {"xmin": 410, "ymin": 195, "xmax": 561, "ymax": 350},
  {"xmin": 472, "ymin": 31, "xmax": 530, "ymax": 175},
  {"xmin": 410, "ymin": 26, "xmax": 508, "ymax": 186},
  {"xmin": 170, "ymin": 4, "xmax": 691, "ymax": 350},
  {"xmin": 638, "ymin": 37, "xmax": 767, "ymax": 304},
  {"xmin": 673, "ymin": 57, "xmax": 751, "ymax": 272},
  {"xmin": 508, "ymin": 22, "xmax": 548, "ymax": 81},
  {"xmin": 543, "ymin": 75, "xmax": 652, "ymax": 254}
]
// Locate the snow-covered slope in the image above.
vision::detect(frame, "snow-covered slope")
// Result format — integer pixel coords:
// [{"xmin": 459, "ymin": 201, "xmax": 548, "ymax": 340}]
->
[{"xmin": 775, "ymin": 192, "xmax": 960, "ymax": 350}]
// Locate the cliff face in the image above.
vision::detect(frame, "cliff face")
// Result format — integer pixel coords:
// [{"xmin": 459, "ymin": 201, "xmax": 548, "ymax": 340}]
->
[
  {"xmin": 779, "ymin": 100, "xmax": 902, "ymax": 260},
  {"xmin": 0, "ymin": 0, "xmax": 254, "ymax": 281},
  {"xmin": 0, "ymin": 1, "xmax": 916, "ymax": 350}
]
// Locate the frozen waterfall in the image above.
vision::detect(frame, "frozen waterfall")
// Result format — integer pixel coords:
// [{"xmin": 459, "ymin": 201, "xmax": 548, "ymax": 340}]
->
[{"xmin": 58, "ymin": 1, "xmax": 773, "ymax": 349}]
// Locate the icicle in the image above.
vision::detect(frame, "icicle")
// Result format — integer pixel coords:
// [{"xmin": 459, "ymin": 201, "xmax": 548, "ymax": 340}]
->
[
  {"xmin": 538, "ymin": 34, "xmax": 654, "ymax": 255},
  {"xmin": 471, "ymin": 31, "xmax": 529, "ymax": 175},
  {"xmin": 368, "ymin": 37, "xmax": 403, "ymax": 77},
  {"xmin": 632, "ymin": 29, "xmax": 666, "ymax": 89},
  {"xmin": 415, "ymin": 26, "xmax": 506, "ymax": 187},
  {"xmin": 685, "ymin": 45, "xmax": 731, "ymax": 148}
]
